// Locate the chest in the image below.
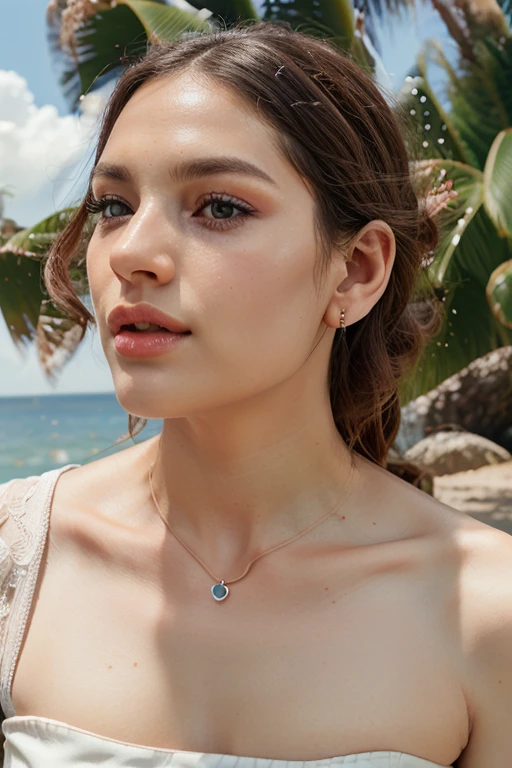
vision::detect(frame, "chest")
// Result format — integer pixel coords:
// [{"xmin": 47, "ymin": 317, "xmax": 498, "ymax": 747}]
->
[{"xmin": 11, "ymin": 529, "xmax": 469, "ymax": 766}]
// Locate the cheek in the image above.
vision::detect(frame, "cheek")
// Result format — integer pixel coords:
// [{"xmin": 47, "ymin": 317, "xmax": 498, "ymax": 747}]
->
[{"xmin": 203, "ymin": 235, "xmax": 319, "ymax": 360}]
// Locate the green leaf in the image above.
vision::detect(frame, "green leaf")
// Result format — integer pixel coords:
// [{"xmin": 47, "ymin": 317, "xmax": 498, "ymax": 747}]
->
[
  {"xmin": 0, "ymin": 251, "xmax": 44, "ymax": 350},
  {"xmin": 2, "ymin": 208, "xmax": 77, "ymax": 256},
  {"xmin": 118, "ymin": 0, "xmax": 216, "ymax": 41},
  {"xmin": 49, "ymin": 0, "xmax": 214, "ymax": 110},
  {"xmin": 416, "ymin": 159, "xmax": 484, "ymax": 285},
  {"xmin": 449, "ymin": 36, "xmax": 512, "ymax": 169},
  {"xmin": 398, "ymin": 45, "xmax": 477, "ymax": 166},
  {"xmin": 483, "ymin": 128, "xmax": 512, "ymax": 237},
  {"xmin": 184, "ymin": 0, "xmax": 258, "ymax": 24},
  {"xmin": 400, "ymin": 203, "xmax": 512, "ymax": 403},
  {"xmin": 0, "ymin": 206, "xmax": 88, "ymax": 382},
  {"xmin": 487, "ymin": 258, "xmax": 512, "ymax": 328},
  {"xmin": 261, "ymin": 0, "xmax": 354, "ymax": 46},
  {"xmin": 35, "ymin": 308, "xmax": 86, "ymax": 384}
]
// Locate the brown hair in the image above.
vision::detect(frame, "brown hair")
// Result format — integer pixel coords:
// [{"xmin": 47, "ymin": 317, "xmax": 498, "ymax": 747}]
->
[{"xmin": 44, "ymin": 20, "xmax": 442, "ymax": 471}]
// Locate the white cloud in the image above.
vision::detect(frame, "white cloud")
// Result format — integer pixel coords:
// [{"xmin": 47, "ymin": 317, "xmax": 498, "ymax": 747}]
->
[
  {"xmin": 0, "ymin": 70, "xmax": 108, "ymax": 222},
  {"xmin": 0, "ymin": 72, "xmax": 115, "ymax": 395}
]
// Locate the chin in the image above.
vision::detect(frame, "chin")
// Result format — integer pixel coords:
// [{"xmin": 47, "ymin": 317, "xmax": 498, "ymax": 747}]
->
[{"xmin": 113, "ymin": 385, "xmax": 184, "ymax": 422}]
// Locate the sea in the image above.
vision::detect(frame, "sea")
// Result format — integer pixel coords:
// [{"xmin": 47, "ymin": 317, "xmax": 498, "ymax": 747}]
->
[{"xmin": 0, "ymin": 392, "xmax": 163, "ymax": 485}]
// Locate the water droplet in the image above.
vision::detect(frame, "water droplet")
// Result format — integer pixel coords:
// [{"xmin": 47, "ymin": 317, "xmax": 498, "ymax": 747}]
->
[
  {"xmin": 422, "ymin": 141, "xmax": 428, "ymax": 148},
  {"xmin": 405, "ymin": 75, "xmax": 413, "ymax": 82},
  {"xmin": 452, "ymin": 309, "xmax": 457, "ymax": 314},
  {"xmin": 425, "ymin": 124, "xmax": 431, "ymax": 130},
  {"xmin": 411, "ymin": 88, "xmax": 418, "ymax": 95},
  {"xmin": 424, "ymin": 111, "xmax": 430, "ymax": 116},
  {"xmin": 79, "ymin": 94, "xmax": 85, "ymax": 101},
  {"xmin": 420, "ymin": 95, "xmax": 427, "ymax": 103},
  {"xmin": 441, "ymin": 124, "xmax": 447, "ymax": 131},
  {"xmin": 410, "ymin": 109, "xmax": 416, "ymax": 115},
  {"xmin": 437, "ymin": 138, "xmax": 444, "ymax": 144},
  {"xmin": 457, "ymin": 218, "xmax": 465, "ymax": 227},
  {"xmin": 465, "ymin": 206, "xmax": 473, "ymax": 214},
  {"xmin": 444, "ymin": 343, "xmax": 449, "ymax": 347},
  {"xmin": 451, "ymin": 234, "xmax": 461, "ymax": 246}
]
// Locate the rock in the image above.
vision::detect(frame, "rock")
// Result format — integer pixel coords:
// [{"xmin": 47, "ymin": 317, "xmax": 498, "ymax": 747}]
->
[
  {"xmin": 404, "ymin": 430, "xmax": 511, "ymax": 476},
  {"xmin": 397, "ymin": 345, "xmax": 512, "ymax": 453}
]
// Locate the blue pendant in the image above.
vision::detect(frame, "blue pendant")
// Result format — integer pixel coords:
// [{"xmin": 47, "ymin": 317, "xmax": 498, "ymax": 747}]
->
[{"xmin": 211, "ymin": 580, "xmax": 229, "ymax": 601}]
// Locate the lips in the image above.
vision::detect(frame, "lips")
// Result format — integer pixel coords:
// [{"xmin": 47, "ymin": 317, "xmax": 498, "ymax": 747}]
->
[{"xmin": 107, "ymin": 304, "xmax": 191, "ymax": 336}]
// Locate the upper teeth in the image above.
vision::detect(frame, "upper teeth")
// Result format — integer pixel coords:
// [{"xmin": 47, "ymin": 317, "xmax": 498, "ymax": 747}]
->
[{"xmin": 133, "ymin": 321, "xmax": 164, "ymax": 331}]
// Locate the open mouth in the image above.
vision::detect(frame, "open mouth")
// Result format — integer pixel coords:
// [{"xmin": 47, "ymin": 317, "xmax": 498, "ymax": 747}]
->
[{"xmin": 120, "ymin": 323, "xmax": 191, "ymax": 334}]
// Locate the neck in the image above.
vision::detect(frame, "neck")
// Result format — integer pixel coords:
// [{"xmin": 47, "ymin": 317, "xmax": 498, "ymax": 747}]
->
[{"xmin": 145, "ymin": 386, "xmax": 359, "ymax": 574}]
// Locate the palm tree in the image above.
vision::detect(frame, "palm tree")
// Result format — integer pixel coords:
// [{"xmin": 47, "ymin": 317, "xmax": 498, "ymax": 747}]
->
[
  {"xmin": 396, "ymin": 0, "xmax": 512, "ymax": 403},
  {"xmin": 389, "ymin": 0, "xmax": 512, "ymax": 454}
]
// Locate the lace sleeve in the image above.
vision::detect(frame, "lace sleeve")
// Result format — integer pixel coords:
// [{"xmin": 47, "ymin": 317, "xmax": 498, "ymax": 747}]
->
[{"xmin": 0, "ymin": 475, "xmax": 43, "ymax": 749}]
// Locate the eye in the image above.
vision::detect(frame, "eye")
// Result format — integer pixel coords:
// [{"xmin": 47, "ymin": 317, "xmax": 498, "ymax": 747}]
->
[
  {"xmin": 85, "ymin": 191, "xmax": 257, "ymax": 231},
  {"xmin": 86, "ymin": 195, "xmax": 131, "ymax": 224},
  {"xmin": 194, "ymin": 192, "xmax": 256, "ymax": 230}
]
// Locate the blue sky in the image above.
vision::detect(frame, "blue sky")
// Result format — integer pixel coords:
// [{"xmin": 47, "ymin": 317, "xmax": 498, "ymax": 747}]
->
[{"xmin": 0, "ymin": 0, "xmax": 447, "ymax": 397}]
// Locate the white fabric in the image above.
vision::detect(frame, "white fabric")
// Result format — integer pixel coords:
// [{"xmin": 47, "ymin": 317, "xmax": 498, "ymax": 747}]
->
[{"xmin": 0, "ymin": 467, "xmax": 452, "ymax": 767}]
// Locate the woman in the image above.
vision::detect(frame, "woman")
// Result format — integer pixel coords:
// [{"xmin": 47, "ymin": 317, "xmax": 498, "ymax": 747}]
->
[{"xmin": 0, "ymin": 21, "xmax": 510, "ymax": 768}]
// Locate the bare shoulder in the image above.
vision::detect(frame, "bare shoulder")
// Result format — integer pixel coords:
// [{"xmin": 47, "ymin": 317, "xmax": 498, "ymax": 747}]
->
[
  {"xmin": 49, "ymin": 435, "xmax": 160, "ymax": 551},
  {"xmin": 362, "ymin": 457, "xmax": 512, "ymax": 766},
  {"xmin": 450, "ymin": 521, "xmax": 512, "ymax": 767}
]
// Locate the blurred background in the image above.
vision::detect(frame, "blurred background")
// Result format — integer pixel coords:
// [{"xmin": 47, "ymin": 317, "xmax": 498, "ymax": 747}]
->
[{"xmin": 1, "ymin": 0, "xmax": 511, "ymax": 529}]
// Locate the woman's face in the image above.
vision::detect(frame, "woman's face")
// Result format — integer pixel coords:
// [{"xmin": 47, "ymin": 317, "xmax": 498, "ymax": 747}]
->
[{"xmin": 87, "ymin": 71, "xmax": 344, "ymax": 420}]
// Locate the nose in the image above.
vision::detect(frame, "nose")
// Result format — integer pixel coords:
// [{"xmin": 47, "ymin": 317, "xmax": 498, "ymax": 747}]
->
[{"xmin": 108, "ymin": 201, "xmax": 178, "ymax": 287}]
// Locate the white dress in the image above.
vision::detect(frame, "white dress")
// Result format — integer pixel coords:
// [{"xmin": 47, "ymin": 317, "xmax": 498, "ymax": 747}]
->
[{"xmin": 0, "ymin": 466, "xmax": 454, "ymax": 767}]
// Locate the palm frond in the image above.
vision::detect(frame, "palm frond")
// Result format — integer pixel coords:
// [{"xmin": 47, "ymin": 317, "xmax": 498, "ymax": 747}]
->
[
  {"xmin": 46, "ymin": 0, "xmax": 214, "ymax": 111},
  {"xmin": 0, "ymin": 207, "xmax": 89, "ymax": 381},
  {"xmin": 487, "ymin": 258, "xmax": 512, "ymax": 328},
  {"xmin": 483, "ymin": 127, "xmax": 512, "ymax": 237},
  {"xmin": 449, "ymin": 36, "xmax": 512, "ymax": 168},
  {"xmin": 399, "ymin": 158, "xmax": 512, "ymax": 402},
  {"xmin": 398, "ymin": 56, "xmax": 477, "ymax": 166},
  {"xmin": 261, "ymin": 0, "xmax": 354, "ymax": 46}
]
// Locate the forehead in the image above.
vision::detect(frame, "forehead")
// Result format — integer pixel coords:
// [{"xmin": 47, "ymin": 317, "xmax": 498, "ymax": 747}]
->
[{"xmin": 102, "ymin": 71, "xmax": 281, "ymax": 164}]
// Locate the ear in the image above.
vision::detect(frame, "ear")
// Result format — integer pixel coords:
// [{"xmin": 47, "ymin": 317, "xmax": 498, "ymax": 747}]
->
[{"xmin": 322, "ymin": 220, "xmax": 396, "ymax": 331}]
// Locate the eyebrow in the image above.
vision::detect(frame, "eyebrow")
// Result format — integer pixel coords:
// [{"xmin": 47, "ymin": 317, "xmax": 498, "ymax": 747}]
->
[{"xmin": 91, "ymin": 156, "xmax": 277, "ymax": 186}]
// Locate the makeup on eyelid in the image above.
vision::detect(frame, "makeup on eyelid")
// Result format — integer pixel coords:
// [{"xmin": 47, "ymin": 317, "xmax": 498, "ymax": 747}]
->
[{"xmin": 85, "ymin": 191, "xmax": 257, "ymax": 232}]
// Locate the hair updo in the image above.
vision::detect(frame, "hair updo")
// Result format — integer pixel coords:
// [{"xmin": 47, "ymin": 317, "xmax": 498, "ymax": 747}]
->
[{"xmin": 44, "ymin": 20, "xmax": 442, "ymax": 472}]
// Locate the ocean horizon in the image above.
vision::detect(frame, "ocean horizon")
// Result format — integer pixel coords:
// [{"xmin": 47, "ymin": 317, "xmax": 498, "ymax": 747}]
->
[{"xmin": 0, "ymin": 391, "xmax": 163, "ymax": 485}]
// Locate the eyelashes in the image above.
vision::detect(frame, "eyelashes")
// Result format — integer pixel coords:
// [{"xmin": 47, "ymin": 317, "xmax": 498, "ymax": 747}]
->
[{"xmin": 85, "ymin": 191, "xmax": 256, "ymax": 232}]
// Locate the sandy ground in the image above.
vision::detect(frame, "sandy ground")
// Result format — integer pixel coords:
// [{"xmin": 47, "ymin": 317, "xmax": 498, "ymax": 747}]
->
[{"xmin": 433, "ymin": 460, "xmax": 512, "ymax": 536}]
